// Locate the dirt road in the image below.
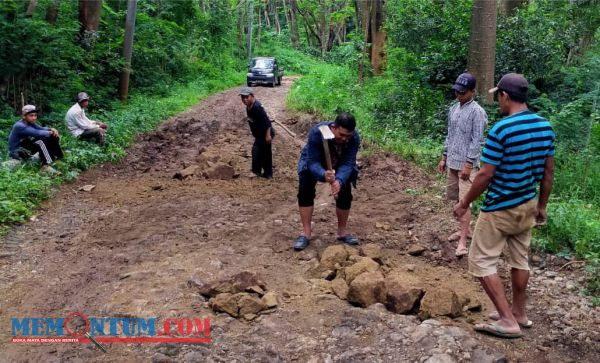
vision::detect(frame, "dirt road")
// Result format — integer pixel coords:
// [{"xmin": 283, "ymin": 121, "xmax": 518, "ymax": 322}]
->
[{"xmin": 0, "ymin": 79, "xmax": 598, "ymax": 362}]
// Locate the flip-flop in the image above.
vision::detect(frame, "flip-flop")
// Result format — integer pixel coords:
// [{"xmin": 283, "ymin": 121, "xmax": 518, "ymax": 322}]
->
[
  {"xmin": 474, "ymin": 322, "xmax": 522, "ymax": 339},
  {"xmin": 337, "ymin": 235, "xmax": 359, "ymax": 246},
  {"xmin": 488, "ymin": 311, "xmax": 533, "ymax": 328},
  {"xmin": 455, "ymin": 247, "xmax": 468, "ymax": 257},
  {"xmin": 293, "ymin": 235, "xmax": 310, "ymax": 251}
]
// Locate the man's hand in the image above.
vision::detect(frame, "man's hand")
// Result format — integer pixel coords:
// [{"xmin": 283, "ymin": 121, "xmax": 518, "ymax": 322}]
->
[
  {"xmin": 266, "ymin": 134, "xmax": 272, "ymax": 145},
  {"xmin": 330, "ymin": 180, "xmax": 341, "ymax": 197},
  {"xmin": 437, "ymin": 157, "xmax": 446, "ymax": 173},
  {"xmin": 98, "ymin": 122, "xmax": 108, "ymax": 130},
  {"xmin": 49, "ymin": 128, "xmax": 59, "ymax": 138},
  {"xmin": 325, "ymin": 170, "xmax": 336, "ymax": 184},
  {"xmin": 459, "ymin": 163, "xmax": 473, "ymax": 180},
  {"xmin": 453, "ymin": 200, "xmax": 468, "ymax": 220},
  {"xmin": 535, "ymin": 206, "xmax": 548, "ymax": 226}
]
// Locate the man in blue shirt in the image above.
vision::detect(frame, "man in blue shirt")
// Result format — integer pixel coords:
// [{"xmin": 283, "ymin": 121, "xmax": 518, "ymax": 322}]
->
[
  {"xmin": 8, "ymin": 105, "xmax": 64, "ymax": 174},
  {"xmin": 454, "ymin": 73, "xmax": 555, "ymax": 339},
  {"xmin": 293, "ymin": 112, "xmax": 360, "ymax": 251}
]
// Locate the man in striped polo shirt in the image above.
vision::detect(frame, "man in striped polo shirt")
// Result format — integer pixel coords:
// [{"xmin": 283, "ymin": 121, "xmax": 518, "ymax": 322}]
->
[
  {"xmin": 453, "ymin": 73, "xmax": 555, "ymax": 339},
  {"xmin": 438, "ymin": 73, "xmax": 488, "ymax": 257}
]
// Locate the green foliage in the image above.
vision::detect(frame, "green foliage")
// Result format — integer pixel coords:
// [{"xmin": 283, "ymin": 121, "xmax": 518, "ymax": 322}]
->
[{"xmin": 534, "ymin": 199, "xmax": 600, "ymax": 260}]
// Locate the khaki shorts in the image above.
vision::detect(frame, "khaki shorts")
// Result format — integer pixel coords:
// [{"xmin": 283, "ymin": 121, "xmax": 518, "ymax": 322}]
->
[
  {"xmin": 468, "ymin": 198, "xmax": 537, "ymax": 277},
  {"xmin": 446, "ymin": 168, "xmax": 477, "ymax": 201}
]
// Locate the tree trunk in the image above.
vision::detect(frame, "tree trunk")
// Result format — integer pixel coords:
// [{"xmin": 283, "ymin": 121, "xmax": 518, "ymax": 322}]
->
[
  {"xmin": 289, "ymin": 0, "xmax": 299, "ymax": 48},
  {"xmin": 468, "ymin": 0, "xmax": 497, "ymax": 105},
  {"xmin": 370, "ymin": 0, "xmax": 386, "ymax": 75},
  {"xmin": 319, "ymin": 1, "xmax": 329, "ymax": 55},
  {"xmin": 498, "ymin": 0, "xmax": 526, "ymax": 16},
  {"xmin": 45, "ymin": 0, "xmax": 59, "ymax": 24},
  {"xmin": 357, "ymin": 0, "xmax": 371, "ymax": 82},
  {"xmin": 79, "ymin": 0, "xmax": 103, "ymax": 46},
  {"xmin": 119, "ymin": 0, "xmax": 137, "ymax": 103},
  {"xmin": 26, "ymin": 0, "xmax": 37, "ymax": 17},
  {"xmin": 274, "ymin": 1, "xmax": 281, "ymax": 34}
]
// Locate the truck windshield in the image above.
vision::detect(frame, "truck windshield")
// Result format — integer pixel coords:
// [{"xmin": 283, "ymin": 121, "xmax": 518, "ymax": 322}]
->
[{"xmin": 251, "ymin": 59, "xmax": 273, "ymax": 69}]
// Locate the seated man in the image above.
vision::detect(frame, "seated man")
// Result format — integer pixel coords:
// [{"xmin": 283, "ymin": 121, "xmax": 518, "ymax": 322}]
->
[
  {"xmin": 8, "ymin": 105, "xmax": 63, "ymax": 174},
  {"xmin": 293, "ymin": 112, "xmax": 361, "ymax": 251},
  {"xmin": 65, "ymin": 92, "xmax": 107, "ymax": 145}
]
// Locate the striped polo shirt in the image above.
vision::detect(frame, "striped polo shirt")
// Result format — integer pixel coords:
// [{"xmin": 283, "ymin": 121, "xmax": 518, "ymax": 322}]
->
[{"xmin": 480, "ymin": 110, "xmax": 555, "ymax": 212}]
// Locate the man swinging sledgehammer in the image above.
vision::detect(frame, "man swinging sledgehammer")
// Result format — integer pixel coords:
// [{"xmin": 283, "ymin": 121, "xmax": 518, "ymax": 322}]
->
[{"xmin": 293, "ymin": 112, "xmax": 361, "ymax": 251}]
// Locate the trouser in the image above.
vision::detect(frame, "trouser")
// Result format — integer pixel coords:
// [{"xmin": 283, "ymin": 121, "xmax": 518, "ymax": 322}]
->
[
  {"xmin": 252, "ymin": 138, "xmax": 272, "ymax": 178},
  {"xmin": 12, "ymin": 136, "xmax": 64, "ymax": 165},
  {"xmin": 79, "ymin": 128, "xmax": 106, "ymax": 145},
  {"xmin": 297, "ymin": 170, "xmax": 353, "ymax": 210}
]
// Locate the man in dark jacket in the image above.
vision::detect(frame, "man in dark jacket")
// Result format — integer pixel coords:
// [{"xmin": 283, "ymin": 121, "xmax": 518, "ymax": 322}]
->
[
  {"xmin": 8, "ymin": 104, "xmax": 63, "ymax": 174},
  {"xmin": 293, "ymin": 112, "xmax": 360, "ymax": 251},
  {"xmin": 240, "ymin": 87, "xmax": 273, "ymax": 179}
]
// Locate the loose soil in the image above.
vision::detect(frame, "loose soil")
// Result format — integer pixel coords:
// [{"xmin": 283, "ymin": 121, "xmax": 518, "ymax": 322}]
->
[{"xmin": 0, "ymin": 78, "xmax": 598, "ymax": 362}]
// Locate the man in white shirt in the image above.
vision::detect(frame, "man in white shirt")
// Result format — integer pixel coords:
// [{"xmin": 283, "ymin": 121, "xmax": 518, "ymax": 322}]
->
[{"xmin": 65, "ymin": 92, "xmax": 108, "ymax": 145}]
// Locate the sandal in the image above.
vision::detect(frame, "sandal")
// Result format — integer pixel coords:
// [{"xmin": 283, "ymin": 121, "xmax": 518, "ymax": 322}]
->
[
  {"xmin": 455, "ymin": 246, "xmax": 468, "ymax": 257},
  {"xmin": 474, "ymin": 322, "xmax": 522, "ymax": 339},
  {"xmin": 293, "ymin": 235, "xmax": 310, "ymax": 251},
  {"xmin": 337, "ymin": 235, "xmax": 359, "ymax": 246},
  {"xmin": 488, "ymin": 311, "xmax": 533, "ymax": 328}
]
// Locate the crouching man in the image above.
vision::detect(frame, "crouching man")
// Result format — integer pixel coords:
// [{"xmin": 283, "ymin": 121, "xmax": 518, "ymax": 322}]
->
[
  {"xmin": 293, "ymin": 112, "xmax": 361, "ymax": 251},
  {"xmin": 8, "ymin": 105, "xmax": 63, "ymax": 174}
]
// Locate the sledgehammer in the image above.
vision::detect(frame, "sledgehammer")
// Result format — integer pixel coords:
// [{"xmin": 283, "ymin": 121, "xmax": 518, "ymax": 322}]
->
[{"xmin": 318, "ymin": 124, "xmax": 338, "ymax": 199}]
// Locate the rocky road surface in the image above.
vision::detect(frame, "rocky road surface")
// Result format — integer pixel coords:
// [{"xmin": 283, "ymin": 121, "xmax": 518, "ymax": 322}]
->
[{"xmin": 0, "ymin": 78, "xmax": 598, "ymax": 362}]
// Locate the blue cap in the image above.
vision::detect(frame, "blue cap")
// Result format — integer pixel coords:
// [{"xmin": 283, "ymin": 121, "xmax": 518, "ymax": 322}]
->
[{"xmin": 452, "ymin": 73, "xmax": 476, "ymax": 93}]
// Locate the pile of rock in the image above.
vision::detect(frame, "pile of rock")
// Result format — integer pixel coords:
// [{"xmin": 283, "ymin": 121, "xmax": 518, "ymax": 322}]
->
[
  {"xmin": 188, "ymin": 271, "xmax": 278, "ymax": 321},
  {"xmin": 310, "ymin": 244, "xmax": 480, "ymax": 319}
]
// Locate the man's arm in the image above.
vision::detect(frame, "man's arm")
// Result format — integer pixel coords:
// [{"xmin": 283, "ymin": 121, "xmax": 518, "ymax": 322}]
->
[
  {"xmin": 453, "ymin": 162, "xmax": 496, "ymax": 219},
  {"xmin": 466, "ymin": 108, "xmax": 488, "ymax": 165},
  {"xmin": 306, "ymin": 128, "xmax": 327, "ymax": 181},
  {"xmin": 535, "ymin": 156, "xmax": 554, "ymax": 225},
  {"xmin": 334, "ymin": 133, "xmax": 360, "ymax": 185},
  {"xmin": 19, "ymin": 123, "xmax": 51, "ymax": 138},
  {"xmin": 71, "ymin": 109, "xmax": 98, "ymax": 130},
  {"xmin": 438, "ymin": 108, "xmax": 452, "ymax": 173}
]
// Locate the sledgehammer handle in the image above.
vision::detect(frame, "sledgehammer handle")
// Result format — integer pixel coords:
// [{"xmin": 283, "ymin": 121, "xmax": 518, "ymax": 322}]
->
[{"xmin": 322, "ymin": 139, "xmax": 333, "ymax": 171}]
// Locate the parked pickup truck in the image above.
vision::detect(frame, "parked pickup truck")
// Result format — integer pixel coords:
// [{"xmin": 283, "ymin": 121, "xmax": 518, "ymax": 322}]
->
[{"xmin": 246, "ymin": 57, "xmax": 283, "ymax": 87}]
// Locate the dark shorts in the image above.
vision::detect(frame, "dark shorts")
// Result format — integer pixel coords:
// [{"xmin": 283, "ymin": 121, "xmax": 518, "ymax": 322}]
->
[{"xmin": 297, "ymin": 170, "xmax": 353, "ymax": 210}]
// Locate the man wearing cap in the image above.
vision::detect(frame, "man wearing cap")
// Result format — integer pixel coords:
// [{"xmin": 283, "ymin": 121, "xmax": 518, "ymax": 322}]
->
[
  {"xmin": 8, "ymin": 105, "xmax": 64, "ymax": 173},
  {"xmin": 240, "ymin": 87, "xmax": 273, "ymax": 179},
  {"xmin": 438, "ymin": 73, "xmax": 488, "ymax": 257},
  {"xmin": 454, "ymin": 73, "xmax": 555, "ymax": 338},
  {"xmin": 293, "ymin": 112, "xmax": 360, "ymax": 251},
  {"xmin": 66, "ymin": 92, "xmax": 108, "ymax": 145}
]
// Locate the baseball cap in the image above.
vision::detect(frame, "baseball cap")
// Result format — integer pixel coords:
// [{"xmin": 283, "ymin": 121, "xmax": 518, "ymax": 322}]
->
[
  {"xmin": 489, "ymin": 73, "xmax": 528, "ymax": 99},
  {"xmin": 451, "ymin": 73, "xmax": 476, "ymax": 93},
  {"xmin": 239, "ymin": 87, "xmax": 253, "ymax": 96},
  {"xmin": 77, "ymin": 92, "xmax": 90, "ymax": 102},
  {"xmin": 22, "ymin": 104, "xmax": 39, "ymax": 116}
]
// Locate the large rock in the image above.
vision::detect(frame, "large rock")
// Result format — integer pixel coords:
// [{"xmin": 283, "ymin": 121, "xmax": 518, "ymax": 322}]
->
[
  {"xmin": 319, "ymin": 245, "xmax": 349, "ymax": 269},
  {"xmin": 347, "ymin": 271, "xmax": 387, "ymax": 307},
  {"xmin": 407, "ymin": 244, "xmax": 427, "ymax": 256},
  {"xmin": 385, "ymin": 277, "xmax": 423, "ymax": 314},
  {"xmin": 203, "ymin": 162, "xmax": 235, "ymax": 180},
  {"xmin": 187, "ymin": 277, "xmax": 234, "ymax": 298},
  {"xmin": 344, "ymin": 257, "xmax": 380, "ymax": 284},
  {"xmin": 419, "ymin": 288, "xmax": 462, "ymax": 319},
  {"xmin": 231, "ymin": 271, "xmax": 267, "ymax": 292},
  {"xmin": 238, "ymin": 294, "xmax": 268, "ymax": 316},
  {"xmin": 210, "ymin": 293, "xmax": 240, "ymax": 317},
  {"xmin": 331, "ymin": 278, "xmax": 349, "ymax": 300},
  {"xmin": 261, "ymin": 292, "xmax": 278, "ymax": 308},
  {"xmin": 360, "ymin": 243, "xmax": 383, "ymax": 263},
  {"xmin": 173, "ymin": 165, "xmax": 200, "ymax": 179}
]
